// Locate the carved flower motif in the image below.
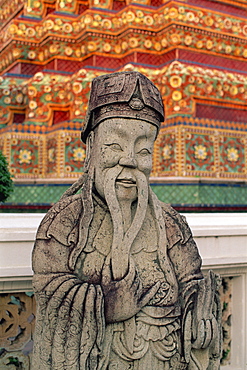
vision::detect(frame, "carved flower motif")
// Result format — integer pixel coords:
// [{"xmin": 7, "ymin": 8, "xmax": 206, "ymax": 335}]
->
[
  {"xmin": 34, "ymin": 0, "xmax": 41, "ymax": 7},
  {"xmin": 102, "ymin": 19, "xmax": 112, "ymax": 29},
  {"xmin": 19, "ymin": 149, "xmax": 32, "ymax": 164},
  {"xmin": 63, "ymin": 23, "xmax": 73, "ymax": 33},
  {"xmin": 227, "ymin": 147, "xmax": 239, "ymax": 162},
  {"xmin": 161, "ymin": 38, "xmax": 168, "ymax": 47},
  {"xmin": 129, "ymin": 38, "xmax": 138, "ymax": 48},
  {"xmin": 88, "ymin": 42, "xmax": 97, "ymax": 52},
  {"xmin": 169, "ymin": 76, "xmax": 182, "ymax": 88},
  {"xmin": 122, "ymin": 41, "xmax": 128, "ymax": 50},
  {"xmin": 154, "ymin": 42, "xmax": 161, "ymax": 51},
  {"xmin": 126, "ymin": 11, "xmax": 135, "ymax": 22},
  {"xmin": 196, "ymin": 40, "xmax": 203, "ymax": 49},
  {"xmin": 29, "ymin": 100, "xmax": 37, "ymax": 110},
  {"xmin": 12, "ymin": 48, "xmax": 21, "ymax": 58},
  {"xmin": 186, "ymin": 12, "xmax": 195, "ymax": 22},
  {"xmin": 49, "ymin": 44, "xmax": 58, "ymax": 54},
  {"xmin": 225, "ymin": 45, "xmax": 232, "ymax": 54},
  {"xmin": 169, "ymin": 8, "xmax": 178, "ymax": 19},
  {"xmin": 184, "ymin": 35, "xmax": 192, "ymax": 46},
  {"xmin": 84, "ymin": 15, "xmax": 93, "ymax": 25},
  {"xmin": 26, "ymin": 28, "xmax": 36, "ymax": 37},
  {"xmin": 205, "ymin": 16, "xmax": 214, "ymax": 26},
  {"xmin": 65, "ymin": 47, "xmax": 73, "ymax": 56},
  {"xmin": 4, "ymin": 97, "xmax": 11, "ymax": 104},
  {"xmin": 144, "ymin": 15, "xmax": 153, "ymax": 26},
  {"xmin": 144, "ymin": 40, "xmax": 152, "ymax": 49},
  {"xmin": 45, "ymin": 20, "xmax": 54, "ymax": 30},
  {"xmin": 115, "ymin": 45, "xmax": 121, "ymax": 54},
  {"xmin": 103, "ymin": 43, "xmax": 111, "ymax": 52},
  {"xmin": 206, "ymin": 40, "xmax": 213, "ymax": 50},
  {"xmin": 162, "ymin": 145, "xmax": 171, "ymax": 160},
  {"xmin": 243, "ymin": 25, "xmax": 247, "ymax": 36},
  {"xmin": 16, "ymin": 93, "xmax": 24, "ymax": 104},
  {"xmin": 44, "ymin": 85, "xmax": 51, "ymax": 93},
  {"xmin": 172, "ymin": 91, "xmax": 182, "ymax": 101},
  {"xmin": 28, "ymin": 51, "xmax": 36, "ymax": 59},
  {"xmin": 44, "ymin": 94, "xmax": 52, "ymax": 101},
  {"xmin": 72, "ymin": 82, "xmax": 82, "ymax": 94},
  {"xmin": 170, "ymin": 34, "xmax": 181, "ymax": 45},
  {"xmin": 194, "ymin": 145, "xmax": 207, "ymax": 160},
  {"xmin": 189, "ymin": 85, "xmax": 195, "ymax": 93},
  {"xmin": 230, "ymin": 86, "xmax": 238, "ymax": 95},
  {"xmin": 73, "ymin": 148, "xmax": 86, "ymax": 162},
  {"xmin": 8, "ymin": 24, "xmax": 18, "ymax": 35},
  {"xmin": 224, "ymin": 18, "xmax": 232, "ymax": 29}
]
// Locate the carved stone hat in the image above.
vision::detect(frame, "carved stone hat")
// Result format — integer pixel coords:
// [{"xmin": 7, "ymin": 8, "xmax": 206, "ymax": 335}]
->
[{"xmin": 81, "ymin": 71, "xmax": 164, "ymax": 143}]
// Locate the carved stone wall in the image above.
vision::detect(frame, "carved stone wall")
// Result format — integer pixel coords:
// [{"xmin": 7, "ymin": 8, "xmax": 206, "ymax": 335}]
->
[
  {"xmin": 219, "ymin": 277, "xmax": 232, "ymax": 366},
  {"xmin": 0, "ymin": 292, "xmax": 35, "ymax": 369}
]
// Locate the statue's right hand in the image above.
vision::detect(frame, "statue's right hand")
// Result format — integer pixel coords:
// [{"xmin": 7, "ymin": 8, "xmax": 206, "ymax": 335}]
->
[{"xmin": 101, "ymin": 256, "xmax": 160, "ymax": 323}]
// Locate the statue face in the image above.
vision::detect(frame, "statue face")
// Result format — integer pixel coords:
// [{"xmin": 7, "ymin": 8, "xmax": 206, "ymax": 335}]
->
[{"xmin": 91, "ymin": 118, "xmax": 157, "ymax": 201}]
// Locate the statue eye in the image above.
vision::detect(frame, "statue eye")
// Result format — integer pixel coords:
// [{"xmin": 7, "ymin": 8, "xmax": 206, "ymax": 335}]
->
[
  {"xmin": 106, "ymin": 143, "xmax": 123, "ymax": 152},
  {"xmin": 138, "ymin": 148, "xmax": 151, "ymax": 156}
]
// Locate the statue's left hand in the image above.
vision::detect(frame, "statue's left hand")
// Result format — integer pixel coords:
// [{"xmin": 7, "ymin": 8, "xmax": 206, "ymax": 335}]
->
[
  {"xmin": 191, "ymin": 271, "xmax": 221, "ymax": 350},
  {"xmin": 101, "ymin": 255, "xmax": 160, "ymax": 323}
]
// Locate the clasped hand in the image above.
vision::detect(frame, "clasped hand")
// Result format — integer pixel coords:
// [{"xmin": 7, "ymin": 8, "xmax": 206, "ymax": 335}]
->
[{"xmin": 101, "ymin": 256, "xmax": 160, "ymax": 323}]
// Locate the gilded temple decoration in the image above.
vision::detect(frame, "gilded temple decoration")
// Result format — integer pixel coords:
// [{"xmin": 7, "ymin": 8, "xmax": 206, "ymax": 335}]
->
[{"xmin": 0, "ymin": 0, "xmax": 247, "ymax": 191}]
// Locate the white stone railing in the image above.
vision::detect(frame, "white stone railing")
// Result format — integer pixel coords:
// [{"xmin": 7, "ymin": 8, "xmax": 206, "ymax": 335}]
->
[{"xmin": 0, "ymin": 212, "xmax": 246, "ymax": 369}]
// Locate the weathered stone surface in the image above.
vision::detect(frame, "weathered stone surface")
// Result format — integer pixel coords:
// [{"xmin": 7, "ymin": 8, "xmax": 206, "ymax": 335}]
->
[{"xmin": 32, "ymin": 71, "xmax": 221, "ymax": 369}]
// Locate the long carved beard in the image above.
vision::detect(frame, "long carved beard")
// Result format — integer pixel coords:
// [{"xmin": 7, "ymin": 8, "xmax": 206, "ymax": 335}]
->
[
  {"xmin": 103, "ymin": 166, "xmax": 149, "ymax": 280},
  {"xmin": 69, "ymin": 164, "xmax": 149, "ymax": 279}
]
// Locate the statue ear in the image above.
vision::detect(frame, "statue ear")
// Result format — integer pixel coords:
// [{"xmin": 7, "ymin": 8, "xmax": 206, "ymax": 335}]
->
[{"xmin": 84, "ymin": 131, "xmax": 95, "ymax": 172}]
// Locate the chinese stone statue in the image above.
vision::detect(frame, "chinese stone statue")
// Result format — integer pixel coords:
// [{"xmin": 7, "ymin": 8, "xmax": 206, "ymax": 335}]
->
[{"xmin": 32, "ymin": 71, "xmax": 221, "ymax": 369}]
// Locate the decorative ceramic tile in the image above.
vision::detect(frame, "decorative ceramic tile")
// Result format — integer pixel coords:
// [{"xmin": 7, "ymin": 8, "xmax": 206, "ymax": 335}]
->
[
  {"xmin": 10, "ymin": 137, "xmax": 40, "ymax": 177},
  {"xmin": 157, "ymin": 130, "xmax": 176, "ymax": 174},
  {"xmin": 64, "ymin": 133, "xmax": 86, "ymax": 174},
  {"xmin": 185, "ymin": 132, "xmax": 215, "ymax": 173},
  {"xmin": 219, "ymin": 135, "xmax": 245, "ymax": 175}
]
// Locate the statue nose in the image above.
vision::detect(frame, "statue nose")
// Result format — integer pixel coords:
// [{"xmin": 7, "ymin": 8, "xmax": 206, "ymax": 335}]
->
[{"xmin": 119, "ymin": 156, "xmax": 137, "ymax": 168}]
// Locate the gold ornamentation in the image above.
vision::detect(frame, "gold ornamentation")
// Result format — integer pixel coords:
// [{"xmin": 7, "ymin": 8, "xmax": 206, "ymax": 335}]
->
[
  {"xmin": 103, "ymin": 43, "xmax": 112, "ymax": 52},
  {"xmin": 184, "ymin": 35, "xmax": 192, "ymax": 46},
  {"xmin": 72, "ymin": 82, "xmax": 83, "ymax": 94},
  {"xmin": 162, "ymin": 145, "xmax": 171, "ymax": 160},
  {"xmin": 170, "ymin": 76, "xmax": 182, "ymax": 88},
  {"xmin": 194, "ymin": 145, "xmax": 207, "ymax": 160},
  {"xmin": 129, "ymin": 38, "xmax": 138, "ymax": 48},
  {"xmin": 19, "ymin": 149, "xmax": 32, "ymax": 164},
  {"xmin": 73, "ymin": 147, "xmax": 86, "ymax": 162},
  {"xmin": 172, "ymin": 91, "xmax": 182, "ymax": 101},
  {"xmin": 48, "ymin": 148, "xmax": 55, "ymax": 162},
  {"xmin": 29, "ymin": 100, "xmax": 37, "ymax": 109},
  {"xmin": 169, "ymin": 8, "xmax": 178, "ymax": 19},
  {"xmin": 227, "ymin": 147, "xmax": 239, "ymax": 162},
  {"xmin": 144, "ymin": 15, "xmax": 153, "ymax": 26}
]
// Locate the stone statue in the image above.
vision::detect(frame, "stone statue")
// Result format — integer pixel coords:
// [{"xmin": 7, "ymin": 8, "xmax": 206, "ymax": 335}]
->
[{"xmin": 32, "ymin": 71, "xmax": 221, "ymax": 369}]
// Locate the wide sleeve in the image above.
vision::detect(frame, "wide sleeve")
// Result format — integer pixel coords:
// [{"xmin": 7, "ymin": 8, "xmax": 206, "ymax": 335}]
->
[
  {"xmin": 161, "ymin": 203, "xmax": 203, "ymax": 289},
  {"xmin": 161, "ymin": 203, "xmax": 221, "ymax": 368},
  {"xmin": 32, "ymin": 197, "xmax": 105, "ymax": 370},
  {"xmin": 32, "ymin": 270, "xmax": 104, "ymax": 370}
]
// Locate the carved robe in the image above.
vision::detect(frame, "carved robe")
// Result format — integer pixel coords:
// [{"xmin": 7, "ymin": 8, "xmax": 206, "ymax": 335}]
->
[{"xmin": 32, "ymin": 189, "xmax": 213, "ymax": 370}]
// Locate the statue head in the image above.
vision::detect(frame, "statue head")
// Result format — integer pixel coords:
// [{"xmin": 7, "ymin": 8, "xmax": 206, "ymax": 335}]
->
[
  {"xmin": 82, "ymin": 71, "xmax": 164, "ymax": 143},
  {"xmin": 81, "ymin": 71, "xmax": 164, "ymax": 202}
]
